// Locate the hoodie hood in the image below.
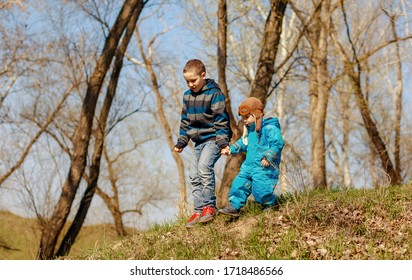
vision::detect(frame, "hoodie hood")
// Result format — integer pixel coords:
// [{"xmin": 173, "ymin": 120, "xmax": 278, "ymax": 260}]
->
[
  {"xmin": 262, "ymin": 117, "xmax": 281, "ymax": 130},
  {"xmin": 246, "ymin": 117, "xmax": 280, "ymax": 133},
  {"xmin": 202, "ymin": 79, "xmax": 220, "ymax": 91},
  {"xmin": 242, "ymin": 117, "xmax": 280, "ymax": 145},
  {"xmin": 189, "ymin": 79, "xmax": 220, "ymax": 95}
]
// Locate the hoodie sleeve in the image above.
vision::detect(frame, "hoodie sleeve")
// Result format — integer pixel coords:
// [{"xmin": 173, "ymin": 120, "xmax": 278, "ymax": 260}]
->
[
  {"xmin": 211, "ymin": 90, "xmax": 231, "ymax": 149},
  {"xmin": 262, "ymin": 122, "xmax": 284, "ymax": 164},
  {"xmin": 175, "ymin": 100, "xmax": 190, "ymax": 149}
]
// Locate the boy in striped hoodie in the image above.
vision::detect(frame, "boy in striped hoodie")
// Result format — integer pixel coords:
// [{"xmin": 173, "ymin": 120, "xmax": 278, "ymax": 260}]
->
[{"xmin": 174, "ymin": 59, "xmax": 232, "ymax": 228}]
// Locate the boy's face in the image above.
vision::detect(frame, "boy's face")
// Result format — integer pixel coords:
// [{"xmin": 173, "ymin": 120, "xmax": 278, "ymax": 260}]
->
[
  {"xmin": 184, "ymin": 70, "xmax": 206, "ymax": 93},
  {"xmin": 242, "ymin": 114, "xmax": 256, "ymax": 127}
]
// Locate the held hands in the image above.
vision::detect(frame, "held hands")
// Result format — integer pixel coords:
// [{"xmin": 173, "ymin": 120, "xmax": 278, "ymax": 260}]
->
[
  {"xmin": 174, "ymin": 146, "xmax": 183, "ymax": 153},
  {"xmin": 221, "ymin": 146, "xmax": 231, "ymax": 156},
  {"xmin": 261, "ymin": 158, "xmax": 270, "ymax": 167}
]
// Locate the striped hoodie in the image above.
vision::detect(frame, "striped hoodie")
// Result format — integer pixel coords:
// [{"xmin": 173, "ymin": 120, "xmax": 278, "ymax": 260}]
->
[{"xmin": 175, "ymin": 79, "xmax": 231, "ymax": 149}]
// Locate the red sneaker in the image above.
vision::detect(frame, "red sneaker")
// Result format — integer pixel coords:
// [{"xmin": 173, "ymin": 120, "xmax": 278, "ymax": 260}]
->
[
  {"xmin": 199, "ymin": 206, "xmax": 215, "ymax": 223},
  {"xmin": 186, "ymin": 213, "xmax": 200, "ymax": 228}
]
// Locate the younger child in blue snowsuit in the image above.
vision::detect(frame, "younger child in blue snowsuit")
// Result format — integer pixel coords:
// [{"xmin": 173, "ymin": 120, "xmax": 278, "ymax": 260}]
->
[{"xmin": 219, "ymin": 97, "xmax": 284, "ymax": 216}]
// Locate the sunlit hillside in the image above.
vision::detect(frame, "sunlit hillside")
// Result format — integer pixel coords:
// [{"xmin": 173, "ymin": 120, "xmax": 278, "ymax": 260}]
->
[
  {"xmin": 0, "ymin": 211, "xmax": 128, "ymax": 260},
  {"xmin": 73, "ymin": 184, "xmax": 411, "ymax": 260},
  {"xmin": 2, "ymin": 184, "xmax": 411, "ymax": 260}
]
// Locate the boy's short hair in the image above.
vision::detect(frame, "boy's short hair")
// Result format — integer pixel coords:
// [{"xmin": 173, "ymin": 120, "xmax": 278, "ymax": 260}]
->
[{"xmin": 183, "ymin": 59, "xmax": 206, "ymax": 75}]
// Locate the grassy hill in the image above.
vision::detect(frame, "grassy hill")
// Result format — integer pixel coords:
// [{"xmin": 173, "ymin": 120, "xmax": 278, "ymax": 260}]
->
[
  {"xmin": 2, "ymin": 184, "xmax": 411, "ymax": 260},
  {"xmin": 0, "ymin": 211, "xmax": 124, "ymax": 260},
  {"xmin": 76, "ymin": 183, "xmax": 411, "ymax": 260}
]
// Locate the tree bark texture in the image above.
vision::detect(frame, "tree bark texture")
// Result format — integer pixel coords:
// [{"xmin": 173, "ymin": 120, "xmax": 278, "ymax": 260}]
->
[
  {"xmin": 308, "ymin": 0, "xmax": 329, "ymax": 189},
  {"xmin": 250, "ymin": 0, "xmax": 288, "ymax": 105},
  {"xmin": 216, "ymin": 0, "xmax": 238, "ymax": 207},
  {"xmin": 341, "ymin": 87, "xmax": 352, "ymax": 187},
  {"xmin": 37, "ymin": 0, "xmax": 143, "ymax": 260},
  {"xmin": 389, "ymin": 14, "xmax": 403, "ymax": 177},
  {"xmin": 55, "ymin": 1, "xmax": 144, "ymax": 257},
  {"xmin": 347, "ymin": 69, "xmax": 401, "ymax": 185}
]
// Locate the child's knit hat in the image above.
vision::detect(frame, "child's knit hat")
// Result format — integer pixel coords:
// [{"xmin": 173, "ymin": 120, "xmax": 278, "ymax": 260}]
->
[{"xmin": 238, "ymin": 97, "xmax": 264, "ymax": 132}]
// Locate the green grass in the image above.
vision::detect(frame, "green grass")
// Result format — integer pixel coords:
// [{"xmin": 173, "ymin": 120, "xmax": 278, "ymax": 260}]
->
[
  {"xmin": 2, "ymin": 184, "xmax": 411, "ymax": 260},
  {"xmin": 76, "ymin": 184, "xmax": 412, "ymax": 260}
]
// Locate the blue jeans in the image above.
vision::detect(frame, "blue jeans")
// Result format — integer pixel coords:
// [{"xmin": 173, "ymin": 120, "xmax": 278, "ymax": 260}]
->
[{"xmin": 190, "ymin": 141, "xmax": 221, "ymax": 213}]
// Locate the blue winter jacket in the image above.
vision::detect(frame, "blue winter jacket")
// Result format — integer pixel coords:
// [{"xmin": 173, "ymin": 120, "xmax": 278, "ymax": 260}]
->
[
  {"xmin": 176, "ymin": 79, "xmax": 231, "ymax": 149},
  {"xmin": 230, "ymin": 117, "xmax": 284, "ymax": 172}
]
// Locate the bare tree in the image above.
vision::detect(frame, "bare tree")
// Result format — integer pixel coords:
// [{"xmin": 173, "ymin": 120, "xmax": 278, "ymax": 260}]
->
[
  {"xmin": 332, "ymin": 80, "xmax": 353, "ymax": 188},
  {"xmin": 131, "ymin": 16, "xmax": 189, "ymax": 217},
  {"xmin": 330, "ymin": 0, "xmax": 403, "ymax": 186},
  {"xmin": 0, "ymin": 1, "xmax": 53, "ymax": 185},
  {"xmin": 0, "ymin": 85, "xmax": 75, "ymax": 186},
  {"xmin": 55, "ymin": 1, "xmax": 144, "ymax": 257},
  {"xmin": 216, "ymin": 0, "xmax": 244, "ymax": 207},
  {"xmin": 383, "ymin": 8, "xmax": 403, "ymax": 178},
  {"xmin": 250, "ymin": 0, "xmax": 287, "ymax": 104},
  {"xmin": 307, "ymin": 0, "xmax": 330, "ymax": 189},
  {"xmin": 289, "ymin": 0, "xmax": 332, "ymax": 189},
  {"xmin": 38, "ymin": 0, "xmax": 145, "ymax": 260}
]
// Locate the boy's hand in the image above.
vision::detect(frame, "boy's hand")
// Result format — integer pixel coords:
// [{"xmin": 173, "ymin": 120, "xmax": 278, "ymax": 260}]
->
[
  {"xmin": 221, "ymin": 146, "xmax": 231, "ymax": 156},
  {"xmin": 174, "ymin": 147, "xmax": 183, "ymax": 153},
  {"xmin": 261, "ymin": 158, "xmax": 270, "ymax": 167}
]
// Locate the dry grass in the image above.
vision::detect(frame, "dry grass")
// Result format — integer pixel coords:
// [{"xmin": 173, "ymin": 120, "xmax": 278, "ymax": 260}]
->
[
  {"xmin": 0, "ymin": 211, "xmax": 123, "ymax": 260},
  {"xmin": 74, "ymin": 184, "xmax": 412, "ymax": 260},
  {"xmin": 2, "ymin": 184, "xmax": 410, "ymax": 260}
]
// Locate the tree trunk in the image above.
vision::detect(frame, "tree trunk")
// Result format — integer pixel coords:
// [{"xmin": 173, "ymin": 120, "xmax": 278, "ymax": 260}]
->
[
  {"xmin": 218, "ymin": 0, "xmax": 287, "ymax": 207},
  {"xmin": 364, "ymin": 62, "xmax": 377, "ymax": 188},
  {"xmin": 216, "ymin": 0, "xmax": 239, "ymax": 207},
  {"xmin": 134, "ymin": 22, "xmax": 189, "ymax": 217},
  {"xmin": 308, "ymin": 0, "xmax": 330, "ymax": 189},
  {"xmin": 341, "ymin": 85, "xmax": 352, "ymax": 187},
  {"xmin": 337, "ymin": 1, "xmax": 401, "ymax": 185},
  {"xmin": 55, "ymin": 2, "xmax": 144, "ymax": 257},
  {"xmin": 37, "ymin": 0, "xmax": 143, "ymax": 260},
  {"xmin": 389, "ymin": 14, "xmax": 403, "ymax": 178},
  {"xmin": 95, "ymin": 175, "xmax": 128, "ymax": 237},
  {"xmin": 250, "ymin": 0, "xmax": 288, "ymax": 105},
  {"xmin": 348, "ymin": 69, "xmax": 401, "ymax": 185},
  {"xmin": 276, "ymin": 9, "xmax": 297, "ymax": 194}
]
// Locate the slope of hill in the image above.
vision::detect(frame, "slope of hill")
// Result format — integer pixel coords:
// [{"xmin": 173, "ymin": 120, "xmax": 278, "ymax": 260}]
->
[
  {"xmin": 2, "ymin": 184, "xmax": 411, "ymax": 260},
  {"xmin": 0, "ymin": 211, "xmax": 123, "ymax": 260},
  {"xmin": 74, "ymin": 184, "xmax": 412, "ymax": 260}
]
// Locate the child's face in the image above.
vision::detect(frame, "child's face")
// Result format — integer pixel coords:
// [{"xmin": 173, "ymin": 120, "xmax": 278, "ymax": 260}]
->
[
  {"xmin": 242, "ymin": 114, "xmax": 256, "ymax": 127},
  {"xmin": 184, "ymin": 70, "xmax": 206, "ymax": 93}
]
